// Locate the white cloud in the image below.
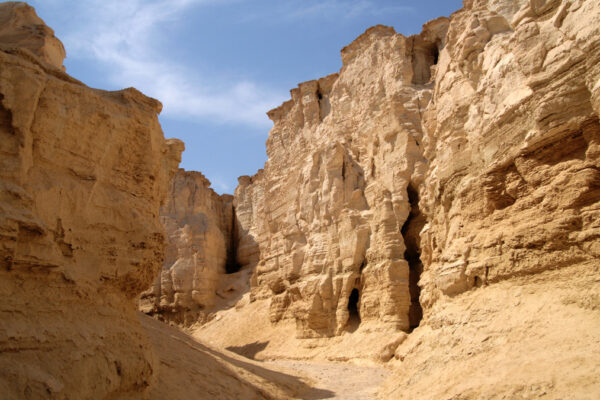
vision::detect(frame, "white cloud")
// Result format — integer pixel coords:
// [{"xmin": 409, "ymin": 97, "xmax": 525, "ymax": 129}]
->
[
  {"xmin": 241, "ymin": 0, "xmax": 414, "ymax": 23},
  {"xmin": 210, "ymin": 176, "xmax": 233, "ymax": 193},
  {"xmin": 30, "ymin": 0, "xmax": 414, "ymax": 129},
  {"xmin": 37, "ymin": 0, "xmax": 284, "ymax": 128},
  {"xmin": 294, "ymin": 0, "xmax": 413, "ymax": 20}
]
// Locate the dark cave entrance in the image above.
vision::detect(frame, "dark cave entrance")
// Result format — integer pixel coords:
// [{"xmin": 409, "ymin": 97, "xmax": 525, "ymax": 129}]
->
[
  {"xmin": 347, "ymin": 288, "xmax": 361, "ymax": 331},
  {"xmin": 401, "ymin": 185, "xmax": 425, "ymax": 330},
  {"xmin": 225, "ymin": 256, "xmax": 242, "ymax": 274},
  {"xmin": 432, "ymin": 44, "xmax": 439, "ymax": 65},
  {"xmin": 411, "ymin": 38, "xmax": 442, "ymax": 85},
  {"xmin": 225, "ymin": 206, "xmax": 242, "ymax": 274}
]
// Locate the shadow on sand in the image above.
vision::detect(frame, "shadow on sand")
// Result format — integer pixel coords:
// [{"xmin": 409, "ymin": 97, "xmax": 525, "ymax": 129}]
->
[
  {"xmin": 226, "ymin": 341, "xmax": 269, "ymax": 360},
  {"xmin": 141, "ymin": 314, "xmax": 335, "ymax": 399}
]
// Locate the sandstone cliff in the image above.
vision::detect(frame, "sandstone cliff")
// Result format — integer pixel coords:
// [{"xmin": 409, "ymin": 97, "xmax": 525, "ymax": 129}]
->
[
  {"xmin": 383, "ymin": 0, "xmax": 600, "ymax": 396},
  {"xmin": 3, "ymin": 0, "xmax": 597, "ymax": 398},
  {"xmin": 230, "ymin": 0, "xmax": 600, "ymax": 331},
  {"xmin": 0, "ymin": 5, "xmax": 369, "ymax": 398},
  {"xmin": 419, "ymin": 0, "xmax": 600, "ymax": 311},
  {"xmin": 140, "ymin": 169, "xmax": 242, "ymax": 325},
  {"xmin": 233, "ymin": 21, "xmax": 449, "ymax": 338},
  {"xmin": 0, "ymin": 3, "xmax": 184, "ymax": 398}
]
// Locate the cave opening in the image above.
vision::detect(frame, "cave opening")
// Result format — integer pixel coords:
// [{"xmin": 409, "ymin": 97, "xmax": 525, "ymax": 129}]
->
[
  {"xmin": 411, "ymin": 39, "xmax": 441, "ymax": 85},
  {"xmin": 225, "ymin": 206, "xmax": 242, "ymax": 274},
  {"xmin": 225, "ymin": 257, "xmax": 242, "ymax": 274},
  {"xmin": 401, "ymin": 185, "xmax": 425, "ymax": 330},
  {"xmin": 347, "ymin": 288, "xmax": 361, "ymax": 330}
]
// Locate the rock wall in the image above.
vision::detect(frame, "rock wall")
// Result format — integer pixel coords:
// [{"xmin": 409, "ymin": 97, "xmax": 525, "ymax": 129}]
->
[
  {"xmin": 232, "ymin": 0, "xmax": 599, "ymax": 342},
  {"xmin": 379, "ymin": 2, "xmax": 600, "ymax": 395},
  {"xmin": 419, "ymin": 0, "xmax": 600, "ymax": 310},
  {"xmin": 0, "ymin": 2, "xmax": 65, "ymax": 70},
  {"xmin": 140, "ymin": 169, "xmax": 234, "ymax": 325},
  {"xmin": 234, "ymin": 21, "xmax": 449, "ymax": 338},
  {"xmin": 0, "ymin": 3, "xmax": 182, "ymax": 399}
]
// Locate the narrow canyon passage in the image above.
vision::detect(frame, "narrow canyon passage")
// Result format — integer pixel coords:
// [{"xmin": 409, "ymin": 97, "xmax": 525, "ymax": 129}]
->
[
  {"xmin": 3, "ymin": 1, "xmax": 600, "ymax": 399},
  {"xmin": 225, "ymin": 206, "xmax": 242, "ymax": 274},
  {"xmin": 143, "ymin": 312, "xmax": 391, "ymax": 400}
]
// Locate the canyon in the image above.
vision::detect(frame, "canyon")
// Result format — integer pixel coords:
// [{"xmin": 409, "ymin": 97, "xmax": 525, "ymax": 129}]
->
[{"xmin": 1, "ymin": 0, "xmax": 599, "ymax": 399}]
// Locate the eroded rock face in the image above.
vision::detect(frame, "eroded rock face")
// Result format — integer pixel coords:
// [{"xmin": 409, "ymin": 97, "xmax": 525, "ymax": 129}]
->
[
  {"xmin": 234, "ymin": 22, "xmax": 449, "ymax": 338},
  {"xmin": 418, "ymin": 0, "xmax": 600, "ymax": 311},
  {"xmin": 0, "ymin": 3, "xmax": 182, "ymax": 398},
  {"xmin": 140, "ymin": 170, "xmax": 234, "ymax": 325},
  {"xmin": 231, "ymin": 0, "xmax": 599, "ymax": 342},
  {"xmin": 0, "ymin": 2, "xmax": 65, "ymax": 70}
]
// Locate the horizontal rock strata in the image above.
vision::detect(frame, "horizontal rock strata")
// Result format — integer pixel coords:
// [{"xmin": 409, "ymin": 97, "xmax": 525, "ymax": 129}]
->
[
  {"xmin": 0, "ymin": 3, "xmax": 182, "ymax": 398},
  {"xmin": 419, "ymin": 0, "xmax": 600, "ymax": 309}
]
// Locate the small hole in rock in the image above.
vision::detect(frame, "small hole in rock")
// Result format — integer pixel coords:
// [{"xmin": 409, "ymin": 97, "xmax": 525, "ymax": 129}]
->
[
  {"xmin": 433, "ymin": 46, "xmax": 439, "ymax": 65},
  {"xmin": 347, "ymin": 288, "xmax": 361, "ymax": 331}
]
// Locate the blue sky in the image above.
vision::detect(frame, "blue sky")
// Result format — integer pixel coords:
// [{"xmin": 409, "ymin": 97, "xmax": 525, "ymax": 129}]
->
[{"xmin": 28, "ymin": 0, "xmax": 462, "ymax": 193}]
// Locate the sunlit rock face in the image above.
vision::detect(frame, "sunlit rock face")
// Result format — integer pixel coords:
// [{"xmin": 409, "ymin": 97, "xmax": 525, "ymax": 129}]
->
[
  {"xmin": 0, "ymin": 2, "xmax": 182, "ymax": 398},
  {"xmin": 232, "ymin": 0, "xmax": 600, "ymax": 341},
  {"xmin": 419, "ymin": 0, "xmax": 600, "ymax": 310},
  {"xmin": 140, "ymin": 170, "xmax": 235, "ymax": 325},
  {"xmin": 0, "ymin": 2, "xmax": 66, "ymax": 70},
  {"xmin": 234, "ymin": 21, "xmax": 449, "ymax": 338}
]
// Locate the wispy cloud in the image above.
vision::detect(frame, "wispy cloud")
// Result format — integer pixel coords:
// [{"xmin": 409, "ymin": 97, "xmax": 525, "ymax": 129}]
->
[
  {"xmin": 241, "ymin": 0, "xmax": 414, "ymax": 23},
  {"xmin": 35, "ymin": 0, "xmax": 284, "ymax": 128},
  {"xmin": 210, "ymin": 176, "xmax": 233, "ymax": 193},
  {"xmin": 30, "ymin": 0, "xmax": 414, "ymax": 129}
]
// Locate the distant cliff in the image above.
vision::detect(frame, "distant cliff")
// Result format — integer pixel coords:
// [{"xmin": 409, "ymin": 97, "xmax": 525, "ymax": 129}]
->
[{"xmin": 140, "ymin": 169, "xmax": 236, "ymax": 325}]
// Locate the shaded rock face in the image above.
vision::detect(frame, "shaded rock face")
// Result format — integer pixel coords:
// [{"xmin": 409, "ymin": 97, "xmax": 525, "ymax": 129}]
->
[
  {"xmin": 0, "ymin": 3, "xmax": 182, "ymax": 399},
  {"xmin": 140, "ymin": 170, "xmax": 235, "ymax": 325},
  {"xmin": 234, "ymin": 22, "xmax": 449, "ymax": 338}
]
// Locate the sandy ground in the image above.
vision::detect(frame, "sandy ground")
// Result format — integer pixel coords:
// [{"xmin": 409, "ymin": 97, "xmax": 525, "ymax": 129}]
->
[
  {"xmin": 268, "ymin": 360, "xmax": 390, "ymax": 400},
  {"xmin": 380, "ymin": 262, "xmax": 600, "ymax": 399},
  {"xmin": 141, "ymin": 314, "xmax": 311, "ymax": 399},
  {"xmin": 143, "ymin": 262, "xmax": 600, "ymax": 399},
  {"xmin": 195, "ymin": 293, "xmax": 406, "ymax": 364},
  {"xmin": 141, "ymin": 313, "xmax": 390, "ymax": 399}
]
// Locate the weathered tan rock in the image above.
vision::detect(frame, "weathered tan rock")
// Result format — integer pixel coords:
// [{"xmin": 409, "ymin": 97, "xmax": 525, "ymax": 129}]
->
[
  {"xmin": 194, "ymin": 2, "xmax": 600, "ymax": 397},
  {"xmin": 234, "ymin": 22, "xmax": 449, "ymax": 338},
  {"xmin": 140, "ymin": 169, "xmax": 235, "ymax": 325},
  {"xmin": 0, "ymin": 2, "xmax": 65, "ymax": 70},
  {"xmin": 0, "ymin": 3, "xmax": 183, "ymax": 398},
  {"xmin": 382, "ymin": 0, "xmax": 600, "ymax": 397},
  {"xmin": 14, "ymin": 0, "xmax": 588, "ymax": 395},
  {"xmin": 419, "ymin": 0, "xmax": 600, "ymax": 311}
]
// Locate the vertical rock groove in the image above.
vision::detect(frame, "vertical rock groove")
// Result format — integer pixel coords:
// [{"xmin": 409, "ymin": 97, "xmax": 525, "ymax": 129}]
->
[
  {"xmin": 401, "ymin": 185, "xmax": 424, "ymax": 330},
  {"xmin": 225, "ymin": 206, "xmax": 242, "ymax": 274}
]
